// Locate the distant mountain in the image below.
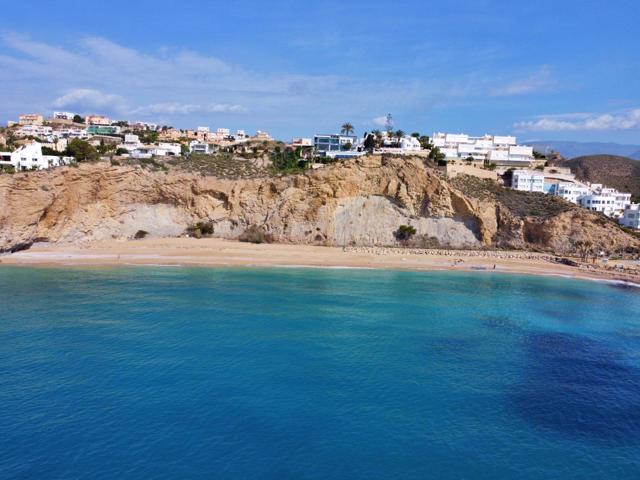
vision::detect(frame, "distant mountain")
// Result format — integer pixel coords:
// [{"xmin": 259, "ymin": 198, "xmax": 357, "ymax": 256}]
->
[
  {"xmin": 552, "ymin": 155, "xmax": 640, "ymax": 198},
  {"xmin": 527, "ymin": 140, "xmax": 640, "ymax": 160}
]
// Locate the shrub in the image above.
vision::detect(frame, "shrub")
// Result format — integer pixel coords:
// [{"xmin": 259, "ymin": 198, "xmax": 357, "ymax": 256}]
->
[
  {"xmin": 66, "ymin": 139, "xmax": 99, "ymax": 162},
  {"xmin": 185, "ymin": 221, "xmax": 214, "ymax": 238},
  {"xmin": 394, "ymin": 225, "xmax": 417, "ymax": 242},
  {"xmin": 134, "ymin": 230, "xmax": 149, "ymax": 239},
  {"xmin": 238, "ymin": 225, "xmax": 273, "ymax": 244}
]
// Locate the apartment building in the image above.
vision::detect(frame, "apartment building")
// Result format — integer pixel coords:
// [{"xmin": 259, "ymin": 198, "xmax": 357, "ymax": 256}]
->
[
  {"xmin": 52, "ymin": 111, "xmax": 76, "ymax": 121},
  {"xmin": 620, "ymin": 204, "xmax": 640, "ymax": 229},
  {"xmin": 578, "ymin": 185, "xmax": 632, "ymax": 217},
  {"xmin": 18, "ymin": 114, "xmax": 44, "ymax": 126},
  {"xmin": 314, "ymin": 133, "xmax": 357, "ymax": 152},
  {"xmin": 432, "ymin": 132, "xmax": 534, "ymax": 166},
  {"xmin": 85, "ymin": 115, "xmax": 111, "ymax": 126},
  {"xmin": 511, "ymin": 170, "xmax": 545, "ymax": 193}
]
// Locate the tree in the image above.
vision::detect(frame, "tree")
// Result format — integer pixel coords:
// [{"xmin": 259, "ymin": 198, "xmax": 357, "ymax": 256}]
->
[
  {"xmin": 66, "ymin": 139, "xmax": 98, "ymax": 162},
  {"xmin": 139, "ymin": 130, "xmax": 159, "ymax": 144},
  {"xmin": 418, "ymin": 135, "xmax": 431, "ymax": 149},
  {"xmin": 411, "ymin": 132, "xmax": 420, "ymax": 138},
  {"xmin": 394, "ymin": 225, "xmax": 417, "ymax": 243},
  {"xmin": 41, "ymin": 146, "xmax": 61, "ymax": 156},
  {"xmin": 97, "ymin": 140, "xmax": 116, "ymax": 155},
  {"xmin": 116, "ymin": 148, "xmax": 128, "ymax": 156},
  {"xmin": 73, "ymin": 114, "xmax": 85, "ymax": 124},
  {"xmin": 340, "ymin": 122, "xmax": 354, "ymax": 136},
  {"xmin": 428, "ymin": 146, "xmax": 444, "ymax": 160},
  {"xmin": 574, "ymin": 240, "xmax": 593, "ymax": 262},
  {"xmin": 342, "ymin": 142, "xmax": 353, "ymax": 151},
  {"xmin": 394, "ymin": 129, "xmax": 405, "ymax": 147},
  {"xmin": 363, "ymin": 134, "xmax": 376, "ymax": 152}
]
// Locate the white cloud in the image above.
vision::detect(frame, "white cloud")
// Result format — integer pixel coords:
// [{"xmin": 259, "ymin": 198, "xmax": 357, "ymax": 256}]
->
[
  {"xmin": 131, "ymin": 103, "xmax": 247, "ymax": 115},
  {"xmin": 490, "ymin": 66, "xmax": 554, "ymax": 97},
  {"xmin": 53, "ymin": 88, "xmax": 127, "ymax": 112},
  {"xmin": 371, "ymin": 116, "xmax": 388, "ymax": 127},
  {"xmin": 515, "ymin": 109, "xmax": 640, "ymax": 132}
]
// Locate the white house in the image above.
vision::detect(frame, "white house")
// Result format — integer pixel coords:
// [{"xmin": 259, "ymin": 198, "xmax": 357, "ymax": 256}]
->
[
  {"xmin": 432, "ymin": 132, "xmax": 534, "ymax": 166},
  {"xmin": 0, "ymin": 142, "xmax": 73, "ymax": 171},
  {"xmin": 189, "ymin": 140, "xmax": 210, "ymax": 154},
  {"xmin": 549, "ymin": 183, "xmax": 591, "ymax": 204},
  {"xmin": 620, "ymin": 204, "xmax": 640, "ymax": 229},
  {"xmin": 15, "ymin": 125, "xmax": 54, "ymax": 139},
  {"xmin": 131, "ymin": 142, "xmax": 181, "ymax": 158},
  {"xmin": 53, "ymin": 111, "xmax": 76, "ymax": 121},
  {"xmin": 511, "ymin": 170, "xmax": 545, "ymax": 193},
  {"xmin": 578, "ymin": 185, "xmax": 632, "ymax": 218},
  {"xmin": 123, "ymin": 134, "xmax": 141, "ymax": 151}
]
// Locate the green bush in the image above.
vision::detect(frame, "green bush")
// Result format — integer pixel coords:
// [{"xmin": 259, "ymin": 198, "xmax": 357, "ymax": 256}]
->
[
  {"xmin": 394, "ymin": 225, "xmax": 417, "ymax": 242},
  {"xmin": 134, "ymin": 230, "xmax": 149, "ymax": 239}
]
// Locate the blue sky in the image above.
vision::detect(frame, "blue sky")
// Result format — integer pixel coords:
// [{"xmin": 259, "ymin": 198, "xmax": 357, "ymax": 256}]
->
[{"xmin": 1, "ymin": 0, "xmax": 639, "ymax": 142}]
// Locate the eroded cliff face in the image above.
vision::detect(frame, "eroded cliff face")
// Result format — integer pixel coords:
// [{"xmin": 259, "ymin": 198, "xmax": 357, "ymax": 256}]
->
[{"xmin": 0, "ymin": 156, "xmax": 637, "ymax": 253}]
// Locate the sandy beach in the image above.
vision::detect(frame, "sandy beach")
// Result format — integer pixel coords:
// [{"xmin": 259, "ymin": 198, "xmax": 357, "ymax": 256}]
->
[{"xmin": 1, "ymin": 237, "xmax": 638, "ymax": 285}]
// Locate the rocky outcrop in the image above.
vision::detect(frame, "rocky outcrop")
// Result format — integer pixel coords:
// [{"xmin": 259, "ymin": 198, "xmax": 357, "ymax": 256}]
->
[{"xmin": 0, "ymin": 156, "xmax": 637, "ymax": 254}]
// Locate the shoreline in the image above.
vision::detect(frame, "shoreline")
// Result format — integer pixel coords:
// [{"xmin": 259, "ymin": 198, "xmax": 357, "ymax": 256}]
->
[{"xmin": 1, "ymin": 237, "xmax": 639, "ymax": 286}]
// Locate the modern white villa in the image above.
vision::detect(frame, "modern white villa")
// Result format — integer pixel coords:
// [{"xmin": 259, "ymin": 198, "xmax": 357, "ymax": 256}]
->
[
  {"xmin": 0, "ymin": 142, "xmax": 73, "ymax": 171},
  {"xmin": 511, "ymin": 170, "xmax": 545, "ymax": 193},
  {"xmin": 620, "ymin": 204, "xmax": 640, "ymax": 229},
  {"xmin": 432, "ymin": 132, "xmax": 535, "ymax": 166},
  {"xmin": 313, "ymin": 131, "xmax": 423, "ymax": 158}
]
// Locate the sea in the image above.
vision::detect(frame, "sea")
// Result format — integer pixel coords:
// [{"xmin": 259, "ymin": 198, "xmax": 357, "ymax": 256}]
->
[{"xmin": 1, "ymin": 266, "xmax": 640, "ymax": 479}]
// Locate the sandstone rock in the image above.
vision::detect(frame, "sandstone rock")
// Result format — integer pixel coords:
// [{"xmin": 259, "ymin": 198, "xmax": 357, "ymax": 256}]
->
[{"xmin": 0, "ymin": 158, "xmax": 637, "ymax": 254}]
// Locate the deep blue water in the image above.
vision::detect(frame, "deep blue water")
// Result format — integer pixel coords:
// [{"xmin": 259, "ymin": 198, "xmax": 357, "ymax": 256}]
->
[{"xmin": 1, "ymin": 267, "xmax": 640, "ymax": 479}]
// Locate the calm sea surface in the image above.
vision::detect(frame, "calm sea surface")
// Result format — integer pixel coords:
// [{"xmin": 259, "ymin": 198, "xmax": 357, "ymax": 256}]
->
[{"xmin": 1, "ymin": 266, "xmax": 640, "ymax": 479}]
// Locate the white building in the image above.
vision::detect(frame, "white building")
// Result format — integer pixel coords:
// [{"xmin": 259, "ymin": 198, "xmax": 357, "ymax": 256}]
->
[
  {"xmin": 620, "ymin": 204, "xmax": 640, "ymax": 229},
  {"xmin": 432, "ymin": 132, "xmax": 534, "ymax": 166},
  {"xmin": 511, "ymin": 170, "xmax": 545, "ymax": 193},
  {"xmin": 0, "ymin": 142, "xmax": 73, "ymax": 171},
  {"xmin": 549, "ymin": 183, "xmax": 591, "ymax": 204},
  {"xmin": 123, "ymin": 134, "xmax": 141, "ymax": 151},
  {"xmin": 131, "ymin": 142, "xmax": 181, "ymax": 158},
  {"xmin": 291, "ymin": 137, "xmax": 313, "ymax": 147},
  {"xmin": 156, "ymin": 143, "xmax": 181, "ymax": 156},
  {"xmin": 15, "ymin": 125, "xmax": 54, "ymax": 139},
  {"xmin": 578, "ymin": 185, "xmax": 632, "ymax": 217},
  {"xmin": 189, "ymin": 140, "xmax": 210, "ymax": 154},
  {"xmin": 254, "ymin": 130, "xmax": 272, "ymax": 141},
  {"xmin": 53, "ymin": 111, "xmax": 76, "ymax": 121}
]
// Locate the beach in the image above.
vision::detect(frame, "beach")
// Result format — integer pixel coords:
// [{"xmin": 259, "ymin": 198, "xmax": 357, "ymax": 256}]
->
[{"xmin": 1, "ymin": 237, "xmax": 638, "ymax": 284}]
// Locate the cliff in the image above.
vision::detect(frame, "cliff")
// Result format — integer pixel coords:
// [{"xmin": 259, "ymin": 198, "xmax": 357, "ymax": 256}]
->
[{"xmin": 0, "ymin": 156, "xmax": 637, "ymax": 254}]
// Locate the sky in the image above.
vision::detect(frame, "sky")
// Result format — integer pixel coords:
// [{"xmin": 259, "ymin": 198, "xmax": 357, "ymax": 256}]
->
[{"xmin": 1, "ymin": 0, "xmax": 639, "ymax": 143}]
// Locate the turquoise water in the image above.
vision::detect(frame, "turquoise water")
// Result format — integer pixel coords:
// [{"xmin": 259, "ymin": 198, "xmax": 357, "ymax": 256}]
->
[{"xmin": 1, "ymin": 266, "xmax": 640, "ymax": 479}]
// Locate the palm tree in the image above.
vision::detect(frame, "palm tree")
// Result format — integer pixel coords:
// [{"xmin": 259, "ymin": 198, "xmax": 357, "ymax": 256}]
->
[
  {"xmin": 340, "ymin": 122, "xmax": 354, "ymax": 136},
  {"xmin": 395, "ymin": 129, "xmax": 405, "ymax": 147}
]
